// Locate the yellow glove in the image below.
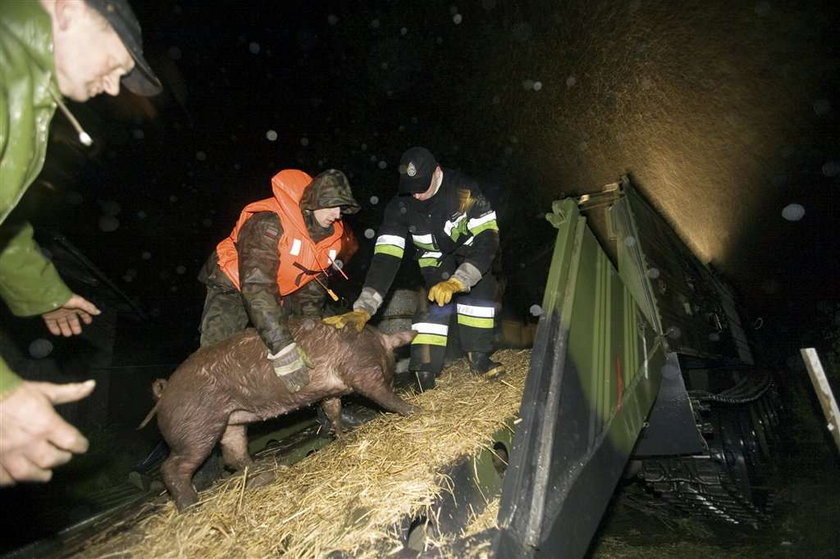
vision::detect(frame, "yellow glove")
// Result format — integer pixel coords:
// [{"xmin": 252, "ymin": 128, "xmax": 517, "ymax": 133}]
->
[
  {"xmin": 322, "ymin": 310, "xmax": 371, "ymax": 332},
  {"xmin": 427, "ymin": 278, "xmax": 465, "ymax": 306}
]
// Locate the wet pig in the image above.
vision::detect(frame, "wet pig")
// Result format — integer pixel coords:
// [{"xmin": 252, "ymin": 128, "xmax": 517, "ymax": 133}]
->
[{"xmin": 150, "ymin": 318, "xmax": 419, "ymax": 511}]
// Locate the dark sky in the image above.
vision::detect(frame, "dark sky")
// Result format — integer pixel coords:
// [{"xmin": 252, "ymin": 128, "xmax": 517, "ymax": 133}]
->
[{"xmin": 23, "ymin": 0, "xmax": 840, "ymax": 345}]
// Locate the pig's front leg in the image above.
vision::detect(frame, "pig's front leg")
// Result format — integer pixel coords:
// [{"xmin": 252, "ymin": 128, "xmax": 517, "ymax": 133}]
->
[
  {"xmin": 351, "ymin": 369, "xmax": 421, "ymax": 416},
  {"xmin": 220, "ymin": 423, "xmax": 252, "ymax": 471},
  {"xmin": 320, "ymin": 397, "xmax": 344, "ymax": 437}
]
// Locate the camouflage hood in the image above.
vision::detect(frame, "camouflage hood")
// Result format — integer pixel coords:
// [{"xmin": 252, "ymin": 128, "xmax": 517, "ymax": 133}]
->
[{"xmin": 299, "ymin": 169, "xmax": 360, "ymax": 214}]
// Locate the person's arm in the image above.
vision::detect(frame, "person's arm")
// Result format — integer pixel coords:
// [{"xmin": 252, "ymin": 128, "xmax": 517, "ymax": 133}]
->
[
  {"xmin": 0, "ymin": 358, "xmax": 94, "ymax": 486},
  {"xmin": 237, "ymin": 213, "xmax": 294, "ymax": 355},
  {"xmin": 353, "ymin": 197, "xmax": 409, "ymax": 316},
  {"xmin": 451, "ymin": 188, "xmax": 500, "ymax": 290}
]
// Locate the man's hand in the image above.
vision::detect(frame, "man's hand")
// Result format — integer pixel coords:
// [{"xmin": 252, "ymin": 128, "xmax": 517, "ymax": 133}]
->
[
  {"xmin": 322, "ymin": 310, "xmax": 371, "ymax": 332},
  {"xmin": 427, "ymin": 278, "xmax": 466, "ymax": 306},
  {"xmin": 42, "ymin": 294, "xmax": 101, "ymax": 337},
  {"xmin": 0, "ymin": 380, "xmax": 95, "ymax": 485},
  {"xmin": 268, "ymin": 343, "xmax": 312, "ymax": 393}
]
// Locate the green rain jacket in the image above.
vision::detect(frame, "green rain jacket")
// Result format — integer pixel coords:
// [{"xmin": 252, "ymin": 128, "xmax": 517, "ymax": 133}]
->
[{"xmin": 0, "ymin": 2, "xmax": 75, "ymax": 398}]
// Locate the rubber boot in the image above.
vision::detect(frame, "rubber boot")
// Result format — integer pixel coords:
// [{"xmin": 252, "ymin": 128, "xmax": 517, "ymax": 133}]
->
[
  {"xmin": 414, "ymin": 370, "xmax": 436, "ymax": 392},
  {"xmin": 467, "ymin": 352, "xmax": 506, "ymax": 379}
]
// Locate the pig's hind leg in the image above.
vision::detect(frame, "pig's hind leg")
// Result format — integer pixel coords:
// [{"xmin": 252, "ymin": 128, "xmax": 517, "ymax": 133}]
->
[
  {"xmin": 160, "ymin": 417, "xmax": 226, "ymax": 511},
  {"xmin": 219, "ymin": 423, "xmax": 275, "ymax": 489},
  {"xmin": 351, "ymin": 369, "xmax": 421, "ymax": 416}
]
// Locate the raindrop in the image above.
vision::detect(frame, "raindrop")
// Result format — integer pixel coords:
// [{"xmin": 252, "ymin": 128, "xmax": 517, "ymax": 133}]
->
[
  {"xmin": 99, "ymin": 215, "xmax": 119, "ymax": 232},
  {"xmin": 249, "ymin": 42, "xmax": 260, "ymax": 54},
  {"xmin": 566, "ymin": 75, "xmax": 577, "ymax": 88},
  {"xmin": 141, "ymin": 251, "xmax": 152, "ymax": 260},
  {"xmin": 333, "ymin": 259, "xmax": 344, "ymax": 269},
  {"xmin": 822, "ymin": 161, "xmax": 840, "ymax": 177},
  {"xmin": 781, "ymin": 203, "xmax": 805, "ymax": 221},
  {"xmin": 196, "ymin": 151, "xmax": 207, "ymax": 161},
  {"xmin": 441, "ymin": 271, "xmax": 451, "ymax": 280},
  {"xmin": 533, "ymin": 81, "xmax": 543, "ymax": 91},
  {"xmin": 266, "ymin": 130, "xmax": 278, "ymax": 141},
  {"xmin": 370, "ymin": 195, "xmax": 379, "ymax": 205},
  {"xmin": 399, "ymin": 206, "xmax": 407, "ymax": 214},
  {"xmin": 378, "ymin": 160, "xmax": 387, "ymax": 169},
  {"xmin": 29, "ymin": 339, "xmax": 54, "ymax": 359},
  {"xmin": 300, "ymin": 137, "xmax": 309, "ymax": 146},
  {"xmin": 327, "ymin": 14, "xmax": 339, "ymax": 25},
  {"xmin": 529, "ymin": 304, "xmax": 543, "ymax": 317},
  {"xmin": 646, "ymin": 268, "xmax": 660, "ymax": 279},
  {"xmin": 453, "ymin": 13, "xmax": 463, "ymax": 24},
  {"xmin": 361, "ymin": 143, "xmax": 368, "ymax": 151},
  {"xmin": 624, "ymin": 236, "xmax": 637, "ymax": 247},
  {"xmin": 168, "ymin": 46, "xmax": 182, "ymax": 60},
  {"xmin": 370, "ymin": 155, "xmax": 377, "ymax": 162},
  {"xmin": 401, "ymin": 27, "xmax": 408, "ymax": 35},
  {"xmin": 364, "ymin": 228, "xmax": 376, "ymax": 239}
]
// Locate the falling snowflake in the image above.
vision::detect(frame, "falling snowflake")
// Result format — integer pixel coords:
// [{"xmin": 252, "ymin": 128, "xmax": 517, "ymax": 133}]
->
[
  {"xmin": 202, "ymin": 218, "xmax": 212, "ymax": 227},
  {"xmin": 196, "ymin": 151, "xmax": 207, "ymax": 161},
  {"xmin": 370, "ymin": 195, "xmax": 380, "ymax": 205},
  {"xmin": 249, "ymin": 42, "xmax": 260, "ymax": 54},
  {"xmin": 522, "ymin": 79, "xmax": 534, "ymax": 90},
  {"xmin": 624, "ymin": 236, "xmax": 637, "ymax": 247},
  {"xmin": 533, "ymin": 81, "xmax": 543, "ymax": 91},
  {"xmin": 781, "ymin": 203, "xmax": 805, "ymax": 221},
  {"xmin": 266, "ymin": 130, "xmax": 278, "ymax": 141},
  {"xmin": 333, "ymin": 259, "xmax": 344, "ymax": 269},
  {"xmin": 566, "ymin": 75, "xmax": 577, "ymax": 88},
  {"xmin": 327, "ymin": 14, "xmax": 339, "ymax": 25},
  {"xmin": 453, "ymin": 13, "xmax": 463, "ymax": 24},
  {"xmin": 378, "ymin": 160, "xmax": 387, "ymax": 169},
  {"xmin": 361, "ymin": 143, "xmax": 368, "ymax": 151},
  {"xmin": 137, "ymin": 210, "xmax": 147, "ymax": 219},
  {"xmin": 170, "ymin": 195, "xmax": 179, "ymax": 203},
  {"xmin": 132, "ymin": 129, "xmax": 145, "ymax": 140},
  {"xmin": 529, "ymin": 304, "xmax": 543, "ymax": 317},
  {"xmin": 300, "ymin": 137, "xmax": 310, "ymax": 146},
  {"xmin": 168, "ymin": 46, "xmax": 182, "ymax": 60},
  {"xmin": 141, "ymin": 251, "xmax": 152, "ymax": 260},
  {"xmin": 822, "ymin": 161, "xmax": 840, "ymax": 177},
  {"xmin": 646, "ymin": 268, "xmax": 661, "ymax": 279},
  {"xmin": 176, "ymin": 265, "xmax": 187, "ymax": 275},
  {"xmin": 364, "ymin": 229, "xmax": 376, "ymax": 239},
  {"xmin": 813, "ymin": 99, "xmax": 831, "ymax": 116},
  {"xmin": 371, "ymin": 19, "xmax": 380, "ymax": 29},
  {"xmin": 401, "ymin": 27, "xmax": 408, "ymax": 35}
]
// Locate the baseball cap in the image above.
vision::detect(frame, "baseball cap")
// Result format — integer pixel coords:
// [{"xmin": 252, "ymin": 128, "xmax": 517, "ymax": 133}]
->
[
  {"xmin": 398, "ymin": 147, "xmax": 438, "ymax": 194},
  {"xmin": 86, "ymin": 0, "xmax": 162, "ymax": 96}
]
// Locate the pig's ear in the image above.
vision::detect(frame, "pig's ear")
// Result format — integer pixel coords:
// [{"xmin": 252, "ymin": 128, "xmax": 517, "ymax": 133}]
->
[{"xmin": 383, "ymin": 330, "xmax": 417, "ymax": 351}]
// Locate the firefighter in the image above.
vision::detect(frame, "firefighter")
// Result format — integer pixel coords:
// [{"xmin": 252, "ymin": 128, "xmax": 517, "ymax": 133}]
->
[
  {"xmin": 198, "ymin": 169, "xmax": 360, "ymax": 392},
  {"xmin": 324, "ymin": 147, "xmax": 504, "ymax": 391}
]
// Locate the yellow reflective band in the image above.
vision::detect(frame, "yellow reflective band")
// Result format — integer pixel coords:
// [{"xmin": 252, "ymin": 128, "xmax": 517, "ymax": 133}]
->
[
  {"xmin": 469, "ymin": 220, "xmax": 499, "ymax": 235},
  {"xmin": 418, "ymin": 258, "xmax": 441, "ymax": 268},
  {"xmin": 412, "ymin": 333, "xmax": 448, "ymax": 346},
  {"xmin": 374, "ymin": 244, "xmax": 404, "ymax": 258},
  {"xmin": 457, "ymin": 315, "xmax": 495, "ymax": 329}
]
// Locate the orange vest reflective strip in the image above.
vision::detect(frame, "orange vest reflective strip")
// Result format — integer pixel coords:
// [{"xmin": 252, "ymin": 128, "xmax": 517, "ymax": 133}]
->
[{"xmin": 216, "ymin": 169, "xmax": 348, "ymax": 295}]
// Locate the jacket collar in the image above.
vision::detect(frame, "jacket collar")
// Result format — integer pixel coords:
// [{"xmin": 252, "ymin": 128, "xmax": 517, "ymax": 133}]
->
[{"xmin": 1, "ymin": 1, "xmax": 58, "ymax": 80}]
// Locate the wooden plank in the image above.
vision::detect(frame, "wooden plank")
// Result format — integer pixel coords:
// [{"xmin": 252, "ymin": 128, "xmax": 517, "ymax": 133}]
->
[{"xmin": 800, "ymin": 348, "xmax": 840, "ymax": 453}]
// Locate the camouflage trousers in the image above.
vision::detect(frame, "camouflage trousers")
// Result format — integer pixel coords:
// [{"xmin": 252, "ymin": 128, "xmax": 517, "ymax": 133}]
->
[{"xmin": 198, "ymin": 280, "xmax": 327, "ymax": 348}]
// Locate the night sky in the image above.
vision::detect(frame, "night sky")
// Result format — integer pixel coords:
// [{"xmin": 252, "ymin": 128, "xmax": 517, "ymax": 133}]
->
[{"xmin": 18, "ymin": 0, "xmax": 840, "ymax": 356}]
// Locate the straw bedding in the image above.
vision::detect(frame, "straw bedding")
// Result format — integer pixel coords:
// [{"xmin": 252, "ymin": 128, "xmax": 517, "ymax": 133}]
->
[{"xmin": 78, "ymin": 349, "xmax": 530, "ymax": 559}]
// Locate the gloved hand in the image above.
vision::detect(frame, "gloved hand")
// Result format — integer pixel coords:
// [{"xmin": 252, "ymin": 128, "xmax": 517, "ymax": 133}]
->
[
  {"xmin": 427, "ymin": 278, "xmax": 465, "ymax": 306},
  {"xmin": 268, "ymin": 343, "xmax": 312, "ymax": 393},
  {"xmin": 322, "ymin": 310, "xmax": 371, "ymax": 332}
]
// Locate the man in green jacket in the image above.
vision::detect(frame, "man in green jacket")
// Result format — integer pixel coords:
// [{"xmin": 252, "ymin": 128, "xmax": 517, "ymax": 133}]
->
[{"xmin": 0, "ymin": 0, "xmax": 161, "ymax": 486}]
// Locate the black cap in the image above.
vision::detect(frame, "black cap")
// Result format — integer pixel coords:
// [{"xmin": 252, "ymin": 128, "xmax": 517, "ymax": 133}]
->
[
  {"xmin": 398, "ymin": 146, "xmax": 438, "ymax": 194},
  {"xmin": 86, "ymin": 0, "xmax": 162, "ymax": 96}
]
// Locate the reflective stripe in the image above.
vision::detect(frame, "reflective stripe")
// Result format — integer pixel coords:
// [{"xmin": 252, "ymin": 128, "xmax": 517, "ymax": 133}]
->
[
  {"xmin": 374, "ymin": 244, "xmax": 404, "ymax": 258},
  {"xmin": 443, "ymin": 213, "xmax": 467, "ymax": 237},
  {"xmin": 290, "ymin": 238, "xmax": 302, "ymax": 256},
  {"xmin": 456, "ymin": 303, "xmax": 495, "ymax": 318},
  {"xmin": 412, "ymin": 322, "xmax": 449, "ymax": 336},
  {"xmin": 468, "ymin": 211, "xmax": 499, "ymax": 235},
  {"xmin": 418, "ymin": 258, "xmax": 441, "ymax": 268},
  {"xmin": 411, "ymin": 233, "xmax": 436, "ymax": 250},
  {"xmin": 376, "ymin": 234, "xmax": 405, "ymax": 249},
  {"xmin": 328, "ymin": 249, "xmax": 337, "ymax": 261},
  {"xmin": 412, "ymin": 333, "xmax": 448, "ymax": 347},
  {"xmin": 457, "ymin": 315, "xmax": 495, "ymax": 329}
]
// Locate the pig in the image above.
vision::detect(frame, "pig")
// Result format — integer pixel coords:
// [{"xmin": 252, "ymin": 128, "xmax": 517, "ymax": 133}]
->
[{"xmin": 148, "ymin": 318, "xmax": 420, "ymax": 511}]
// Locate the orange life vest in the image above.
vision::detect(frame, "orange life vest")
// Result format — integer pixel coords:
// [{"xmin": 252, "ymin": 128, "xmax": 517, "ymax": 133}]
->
[{"xmin": 216, "ymin": 169, "xmax": 354, "ymax": 295}]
